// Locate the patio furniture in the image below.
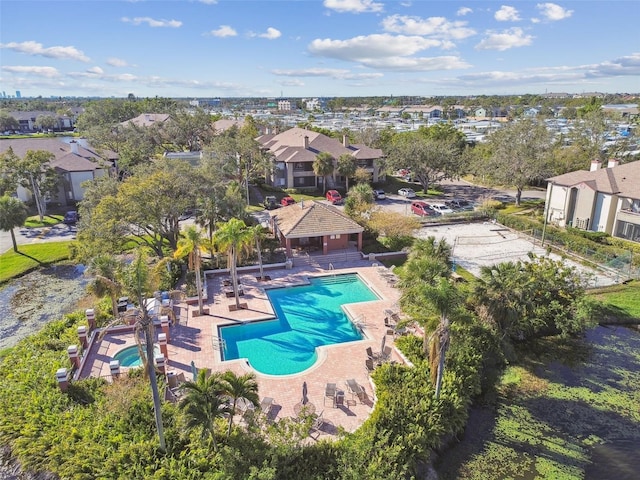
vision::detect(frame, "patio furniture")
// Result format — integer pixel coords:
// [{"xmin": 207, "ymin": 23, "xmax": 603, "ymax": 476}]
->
[
  {"xmin": 260, "ymin": 396, "xmax": 274, "ymax": 415},
  {"xmin": 236, "ymin": 397, "xmax": 256, "ymax": 414},
  {"xmin": 346, "ymin": 379, "xmax": 366, "ymax": 404},
  {"xmin": 380, "ymin": 346, "xmax": 393, "ymax": 362},
  {"xmin": 294, "ymin": 401, "xmax": 316, "ymax": 418},
  {"xmin": 324, "ymin": 383, "xmax": 337, "ymax": 406},
  {"xmin": 365, "ymin": 358, "xmax": 375, "ymax": 372},
  {"xmin": 365, "ymin": 347, "xmax": 376, "ymax": 359},
  {"xmin": 310, "ymin": 410, "xmax": 325, "ymax": 436}
]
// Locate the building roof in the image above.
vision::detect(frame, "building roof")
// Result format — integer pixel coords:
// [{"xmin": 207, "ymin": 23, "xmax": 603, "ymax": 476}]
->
[
  {"xmin": 256, "ymin": 126, "xmax": 382, "ymax": 163},
  {"xmin": 0, "ymin": 138, "xmax": 116, "ymax": 172},
  {"xmin": 213, "ymin": 119, "xmax": 245, "ymax": 133},
  {"xmin": 270, "ymin": 200, "xmax": 364, "ymax": 239},
  {"xmin": 547, "ymin": 160, "xmax": 640, "ymax": 200},
  {"xmin": 120, "ymin": 113, "xmax": 170, "ymax": 128}
]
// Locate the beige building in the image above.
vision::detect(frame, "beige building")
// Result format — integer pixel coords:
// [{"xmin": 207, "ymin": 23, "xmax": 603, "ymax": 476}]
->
[{"xmin": 545, "ymin": 159, "xmax": 640, "ymax": 243}]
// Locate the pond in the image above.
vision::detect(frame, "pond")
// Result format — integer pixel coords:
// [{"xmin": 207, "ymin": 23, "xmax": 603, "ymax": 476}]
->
[
  {"xmin": 0, "ymin": 265, "xmax": 89, "ymax": 350},
  {"xmin": 436, "ymin": 325, "xmax": 640, "ymax": 480}
]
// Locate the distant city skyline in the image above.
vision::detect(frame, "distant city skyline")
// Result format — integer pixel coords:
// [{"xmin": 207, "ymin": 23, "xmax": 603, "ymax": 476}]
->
[{"xmin": 1, "ymin": 1, "xmax": 639, "ymax": 99}]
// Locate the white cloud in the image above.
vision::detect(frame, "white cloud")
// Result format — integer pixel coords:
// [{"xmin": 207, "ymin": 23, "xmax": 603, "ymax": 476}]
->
[
  {"xmin": 584, "ymin": 53, "xmax": 640, "ymax": 78},
  {"xmin": 381, "ymin": 14, "xmax": 475, "ymax": 40},
  {"xmin": 271, "ymin": 67, "xmax": 384, "ymax": 79},
  {"xmin": 106, "ymin": 57, "xmax": 129, "ymax": 67},
  {"xmin": 310, "ymin": 34, "xmax": 449, "ymax": 61},
  {"xmin": 2, "ymin": 65, "xmax": 60, "ymax": 78},
  {"xmin": 121, "ymin": 17, "xmax": 182, "ymax": 28},
  {"xmin": 323, "ymin": 0, "xmax": 384, "ymax": 14},
  {"xmin": 278, "ymin": 79, "xmax": 305, "ymax": 87},
  {"xmin": 536, "ymin": 3, "xmax": 573, "ymax": 21},
  {"xmin": 457, "ymin": 7, "xmax": 472, "ymax": 16},
  {"xmin": 198, "ymin": 0, "xmax": 218, "ymax": 4},
  {"xmin": 0, "ymin": 41, "xmax": 89, "ymax": 62},
  {"xmin": 259, "ymin": 27, "xmax": 282, "ymax": 40},
  {"xmin": 86, "ymin": 66, "xmax": 104, "ymax": 75},
  {"xmin": 495, "ymin": 5, "xmax": 521, "ymax": 22},
  {"xmin": 475, "ymin": 27, "xmax": 533, "ymax": 51},
  {"xmin": 208, "ymin": 25, "xmax": 237, "ymax": 37},
  {"xmin": 361, "ymin": 56, "xmax": 470, "ymax": 71}
]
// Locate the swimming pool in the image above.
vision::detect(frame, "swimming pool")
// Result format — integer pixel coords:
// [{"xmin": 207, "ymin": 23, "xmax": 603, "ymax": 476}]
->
[
  {"xmin": 113, "ymin": 344, "xmax": 160, "ymax": 368},
  {"xmin": 219, "ymin": 274, "xmax": 378, "ymax": 375}
]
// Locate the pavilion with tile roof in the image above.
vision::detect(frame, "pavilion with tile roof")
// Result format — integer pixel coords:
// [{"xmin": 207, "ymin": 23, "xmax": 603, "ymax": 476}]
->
[{"xmin": 269, "ymin": 200, "xmax": 364, "ymax": 256}]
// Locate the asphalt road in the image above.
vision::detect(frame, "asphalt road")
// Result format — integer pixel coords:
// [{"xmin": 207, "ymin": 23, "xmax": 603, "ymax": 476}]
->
[{"xmin": 1, "ymin": 179, "xmax": 546, "ymax": 255}]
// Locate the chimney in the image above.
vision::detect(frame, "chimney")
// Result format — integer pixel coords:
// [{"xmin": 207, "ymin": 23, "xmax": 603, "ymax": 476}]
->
[
  {"xmin": 342, "ymin": 135, "xmax": 349, "ymax": 148},
  {"xmin": 607, "ymin": 159, "xmax": 619, "ymax": 168},
  {"xmin": 304, "ymin": 136, "xmax": 309, "ymax": 149},
  {"xmin": 70, "ymin": 140, "xmax": 79, "ymax": 154},
  {"xmin": 590, "ymin": 160, "xmax": 602, "ymax": 171}
]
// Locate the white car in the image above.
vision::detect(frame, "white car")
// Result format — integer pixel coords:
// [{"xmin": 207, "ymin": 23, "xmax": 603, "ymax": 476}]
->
[
  {"xmin": 429, "ymin": 203, "xmax": 455, "ymax": 215},
  {"xmin": 398, "ymin": 188, "xmax": 416, "ymax": 198},
  {"xmin": 373, "ymin": 189, "xmax": 386, "ymax": 200}
]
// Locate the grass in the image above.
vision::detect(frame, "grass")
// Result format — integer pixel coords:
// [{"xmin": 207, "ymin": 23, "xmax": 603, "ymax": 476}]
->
[
  {"xmin": 23, "ymin": 214, "xmax": 64, "ymax": 228},
  {"xmin": 0, "ymin": 241, "xmax": 75, "ymax": 284},
  {"xmin": 588, "ymin": 280, "xmax": 640, "ymax": 320}
]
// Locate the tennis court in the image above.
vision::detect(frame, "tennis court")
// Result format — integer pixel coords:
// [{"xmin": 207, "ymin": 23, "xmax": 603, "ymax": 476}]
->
[{"xmin": 417, "ymin": 222, "xmax": 620, "ymax": 288}]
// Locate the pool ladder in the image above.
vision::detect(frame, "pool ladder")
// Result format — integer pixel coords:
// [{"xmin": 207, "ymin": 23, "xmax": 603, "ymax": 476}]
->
[{"xmin": 212, "ymin": 336, "xmax": 226, "ymax": 350}]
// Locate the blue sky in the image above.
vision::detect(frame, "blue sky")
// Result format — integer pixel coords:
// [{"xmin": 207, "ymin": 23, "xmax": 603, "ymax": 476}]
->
[{"xmin": 1, "ymin": 0, "xmax": 638, "ymax": 99}]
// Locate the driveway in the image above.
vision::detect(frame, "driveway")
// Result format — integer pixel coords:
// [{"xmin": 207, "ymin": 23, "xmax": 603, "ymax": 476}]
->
[{"xmin": 0, "ymin": 223, "xmax": 77, "ymax": 254}]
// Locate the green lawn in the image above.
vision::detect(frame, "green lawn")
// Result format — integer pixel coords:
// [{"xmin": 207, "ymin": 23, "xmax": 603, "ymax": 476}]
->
[
  {"xmin": 24, "ymin": 214, "xmax": 64, "ymax": 228},
  {"xmin": 589, "ymin": 280, "xmax": 640, "ymax": 320},
  {"xmin": 0, "ymin": 241, "xmax": 75, "ymax": 284}
]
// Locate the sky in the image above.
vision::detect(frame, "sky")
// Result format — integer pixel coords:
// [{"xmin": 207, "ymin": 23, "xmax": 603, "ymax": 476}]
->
[{"xmin": 0, "ymin": 0, "xmax": 639, "ymax": 99}]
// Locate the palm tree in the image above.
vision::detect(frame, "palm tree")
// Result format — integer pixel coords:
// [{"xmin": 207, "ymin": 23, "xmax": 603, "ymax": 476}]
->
[
  {"xmin": 336, "ymin": 153, "xmax": 357, "ymax": 191},
  {"xmin": 313, "ymin": 152, "xmax": 335, "ymax": 194},
  {"xmin": 119, "ymin": 248, "xmax": 167, "ymax": 451},
  {"xmin": 174, "ymin": 225, "xmax": 208, "ymax": 315},
  {"xmin": 220, "ymin": 371, "xmax": 259, "ymax": 437},
  {"xmin": 87, "ymin": 254, "xmax": 122, "ymax": 319},
  {"xmin": 0, "ymin": 195, "xmax": 28, "ymax": 252},
  {"xmin": 422, "ymin": 277, "xmax": 461, "ymax": 399},
  {"xmin": 212, "ymin": 218, "xmax": 253, "ymax": 310},
  {"xmin": 250, "ymin": 224, "xmax": 268, "ymax": 281},
  {"xmin": 179, "ymin": 369, "xmax": 231, "ymax": 451},
  {"xmin": 407, "ymin": 237, "xmax": 452, "ymax": 263}
]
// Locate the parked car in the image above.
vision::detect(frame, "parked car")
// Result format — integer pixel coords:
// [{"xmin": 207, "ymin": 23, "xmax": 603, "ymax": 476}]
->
[
  {"xmin": 326, "ymin": 190, "xmax": 343, "ymax": 205},
  {"xmin": 264, "ymin": 195, "xmax": 278, "ymax": 210},
  {"xmin": 63, "ymin": 210, "xmax": 79, "ymax": 225},
  {"xmin": 411, "ymin": 201, "xmax": 437, "ymax": 217},
  {"xmin": 373, "ymin": 189, "xmax": 386, "ymax": 200},
  {"xmin": 429, "ymin": 203, "xmax": 455, "ymax": 215},
  {"xmin": 398, "ymin": 188, "xmax": 416, "ymax": 198},
  {"xmin": 281, "ymin": 196, "xmax": 296, "ymax": 206},
  {"xmin": 445, "ymin": 199, "xmax": 474, "ymax": 211}
]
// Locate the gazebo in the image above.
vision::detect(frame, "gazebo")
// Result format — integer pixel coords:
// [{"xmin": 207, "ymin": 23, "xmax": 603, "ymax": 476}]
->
[{"xmin": 269, "ymin": 200, "xmax": 364, "ymax": 257}]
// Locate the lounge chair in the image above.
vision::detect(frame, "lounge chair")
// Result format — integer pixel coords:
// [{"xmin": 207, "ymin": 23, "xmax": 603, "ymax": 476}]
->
[
  {"xmin": 260, "ymin": 396, "xmax": 274, "ymax": 415},
  {"xmin": 346, "ymin": 379, "xmax": 366, "ymax": 403},
  {"xmin": 324, "ymin": 383, "xmax": 337, "ymax": 406},
  {"xmin": 380, "ymin": 346, "xmax": 393, "ymax": 361},
  {"xmin": 365, "ymin": 358, "xmax": 375, "ymax": 372},
  {"xmin": 311, "ymin": 410, "xmax": 325, "ymax": 434},
  {"xmin": 365, "ymin": 347, "xmax": 375, "ymax": 359}
]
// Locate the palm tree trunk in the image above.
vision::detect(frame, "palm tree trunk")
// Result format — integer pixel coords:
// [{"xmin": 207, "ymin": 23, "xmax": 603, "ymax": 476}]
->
[
  {"xmin": 195, "ymin": 260, "xmax": 204, "ymax": 315},
  {"xmin": 231, "ymin": 247, "xmax": 240, "ymax": 309},
  {"xmin": 144, "ymin": 321, "xmax": 166, "ymax": 451},
  {"xmin": 256, "ymin": 239, "xmax": 264, "ymax": 280},
  {"xmin": 434, "ymin": 341, "xmax": 446, "ymax": 399},
  {"xmin": 10, "ymin": 229, "xmax": 18, "ymax": 252}
]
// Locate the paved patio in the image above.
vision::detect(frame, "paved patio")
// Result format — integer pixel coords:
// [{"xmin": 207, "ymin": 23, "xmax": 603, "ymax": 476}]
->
[{"xmin": 79, "ymin": 260, "xmax": 406, "ymax": 436}]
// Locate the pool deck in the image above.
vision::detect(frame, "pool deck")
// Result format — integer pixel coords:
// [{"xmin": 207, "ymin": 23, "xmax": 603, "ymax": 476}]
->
[{"xmin": 79, "ymin": 260, "xmax": 408, "ymax": 436}]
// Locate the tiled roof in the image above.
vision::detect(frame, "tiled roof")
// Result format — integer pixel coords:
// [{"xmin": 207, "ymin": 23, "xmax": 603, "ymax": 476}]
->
[
  {"xmin": 270, "ymin": 200, "xmax": 364, "ymax": 238},
  {"xmin": 0, "ymin": 138, "xmax": 115, "ymax": 171},
  {"xmin": 257, "ymin": 127, "xmax": 382, "ymax": 163},
  {"xmin": 213, "ymin": 119, "xmax": 244, "ymax": 132},
  {"xmin": 547, "ymin": 160, "xmax": 640, "ymax": 200},
  {"xmin": 120, "ymin": 113, "xmax": 170, "ymax": 127}
]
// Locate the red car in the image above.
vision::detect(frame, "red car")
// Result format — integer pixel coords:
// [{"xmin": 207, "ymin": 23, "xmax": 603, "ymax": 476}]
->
[
  {"xmin": 281, "ymin": 196, "xmax": 296, "ymax": 206},
  {"xmin": 326, "ymin": 190, "xmax": 343, "ymax": 205},
  {"xmin": 411, "ymin": 201, "xmax": 437, "ymax": 216}
]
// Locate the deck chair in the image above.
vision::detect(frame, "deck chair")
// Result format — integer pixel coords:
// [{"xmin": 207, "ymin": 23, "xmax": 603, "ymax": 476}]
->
[
  {"xmin": 346, "ymin": 379, "xmax": 366, "ymax": 403},
  {"xmin": 324, "ymin": 383, "xmax": 337, "ymax": 406},
  {"xmin": 260, "ymin": 396, "xmax": 274, "ymax": 415},
  {"xmin": 365, "ymin": 347, "xmax": 375, "ymax": 359},
  {"xmin": 311, "ymin": 410, "xmax": 325, "ymax": 433},
  {"xmin": 380, "ymin": 346, "xmax": 393, "ymax": 361},
  {"xmin": 365, "ymin": 358, "xmax": 375, "ymax": 372}
]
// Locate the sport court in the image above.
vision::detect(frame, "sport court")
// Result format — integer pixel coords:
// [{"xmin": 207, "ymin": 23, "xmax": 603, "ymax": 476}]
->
[{"xmin": 417, "ymin": 222, "xmax": 620, "ymax": 288}]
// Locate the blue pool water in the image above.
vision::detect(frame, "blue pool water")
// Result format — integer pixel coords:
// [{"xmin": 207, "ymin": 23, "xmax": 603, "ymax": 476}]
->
[
  {"xmin": 220, "ymin": 274, "xmax": 378, "ymax": 375},
  {"xmin": 113, "ymin": 344, "xmax": 160, "ymax": 368}
]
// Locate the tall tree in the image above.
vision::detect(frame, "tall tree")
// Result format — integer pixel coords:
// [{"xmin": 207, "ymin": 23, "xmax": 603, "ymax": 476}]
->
[
  {"xmin": 480, "ymin": 119, "xmax": 554, "ymax": 205},
  {"xmin": 212, "ymin": 218, "xmax": 254, "ymax": 310},
  {"xmin": 313, "ymin": 152, "xmax": 335, "ymax": 194},
  {"xmin": 386, "ymin": 132, "xmax": 463, "ymax": 193},
  {"xmin": 178, "ymin": 370, "xmax": 230, "ymax": 452},
  {"xmin": 220, "ymin": 371, "xmax": 259, "ymax": 437},
  {"xmin": 0, "ymin": 195, "xmax": 28, "ymax": 252},
  {"xmin": 174, "ymin": 226, "xmax": 207, "ymax": 315},
  {"xmin": 336, "ymin": 153, "xmax": 357, "ymax": 191},
  {"xmin": 0, "ymin": 111, "xmax": 20, "ymax": 133},
  {"xmin": 119, "ymin": 248, "xmax": 166, "ymax": 451},
  {"xmin": 87, "ymin": 254, "xmax": 123, "ymax": 320},
  {"xmin": 250, "ymin": 224, "xmax": 268, "ymax": 281}
]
